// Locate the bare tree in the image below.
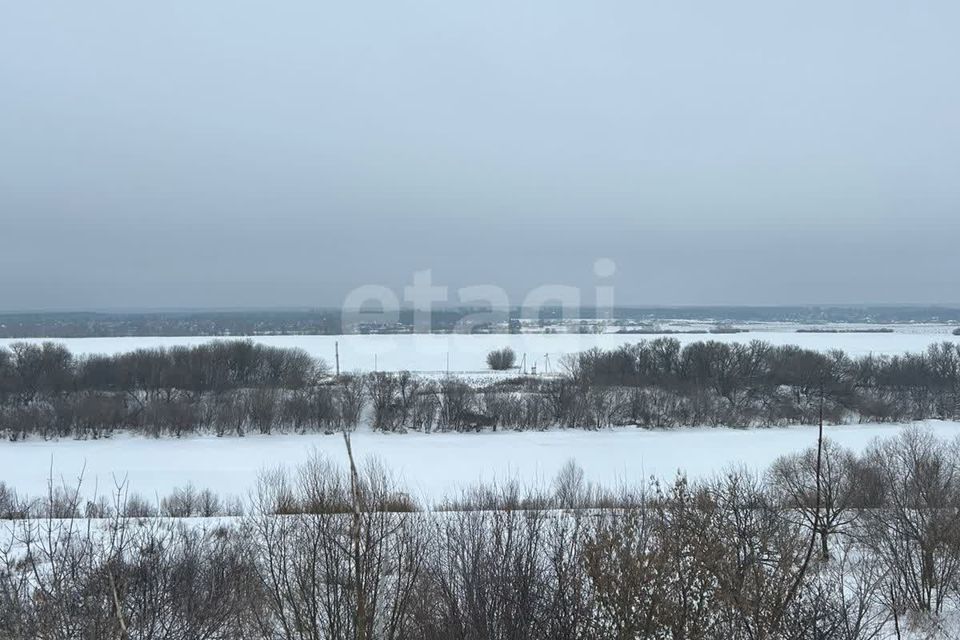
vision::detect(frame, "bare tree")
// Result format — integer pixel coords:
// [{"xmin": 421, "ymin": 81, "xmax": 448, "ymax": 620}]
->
[
  {"xmin": 769, "ymin": 438, "xmax": 858, "ymax": 560},
  {"xmin": 861, "ymin": 428, "xmax": 960, "ymax": 615}
]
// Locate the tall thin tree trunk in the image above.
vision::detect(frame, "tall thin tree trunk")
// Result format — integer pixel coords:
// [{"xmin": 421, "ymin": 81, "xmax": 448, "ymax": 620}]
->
[
  {"xmin": 771, "ymin": 386, "xmax": 825, "ymax": 633},
  {"xmin": 343, "ymin": 430, "xmax": 367, "ymax": 640}
]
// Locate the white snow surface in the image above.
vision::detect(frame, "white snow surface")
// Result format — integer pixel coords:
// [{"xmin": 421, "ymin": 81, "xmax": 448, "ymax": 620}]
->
[
  {"xmin": 2, "ymin": 422, "xmax": 958, "ymax": 506},
  {"xmin": 2, "ymin": 329, "xmax": 959, "ymax": 375}
]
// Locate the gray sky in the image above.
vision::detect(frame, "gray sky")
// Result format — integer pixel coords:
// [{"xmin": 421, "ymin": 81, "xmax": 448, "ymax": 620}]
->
[{"xmin": 2, "ymin": 1, "xmax": 959, "ymax": 311}]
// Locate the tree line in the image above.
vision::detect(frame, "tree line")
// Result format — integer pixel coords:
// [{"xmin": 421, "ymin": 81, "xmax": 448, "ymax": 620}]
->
[
  {"xmin": 2, "ymin": 338, "xmax": 960, "ymax": 439},
  {"xmin": 2, "ymin": 427, "xmax": 960, "ymax": 638},
  {"xmin": 3, "ymin": 308, "xmax": 959, "ymax": 339}
]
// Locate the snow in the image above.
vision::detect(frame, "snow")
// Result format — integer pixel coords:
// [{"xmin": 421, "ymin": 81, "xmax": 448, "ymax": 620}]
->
[
  {"xmin": 2, "ymin": 329, "xmax": 958, "ymax": 375},
  {"xmin": 2, "ymin": 421, "xmax": 958, "ymax": 506},
  {"xmin": 2, "ymin": 330, "xmax": 960, "ymax": 507}
]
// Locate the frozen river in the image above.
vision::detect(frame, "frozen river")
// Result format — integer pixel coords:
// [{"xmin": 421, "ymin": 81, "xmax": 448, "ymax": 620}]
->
[{"xmin": 1, "ymin": 421, "xmax": 957, "ymax": 505}]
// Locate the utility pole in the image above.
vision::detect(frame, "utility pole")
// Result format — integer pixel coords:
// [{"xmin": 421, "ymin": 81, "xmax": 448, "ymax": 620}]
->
[
  {"xmin": 443, "ymin": 352, "xmax": 451, "ymax": 427},
  {"xmin": 335, "ymin": 341, "xmax": 340, "ymax": 377}
]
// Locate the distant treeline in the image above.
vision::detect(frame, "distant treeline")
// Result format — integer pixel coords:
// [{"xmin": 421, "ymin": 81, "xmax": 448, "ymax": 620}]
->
[
  {"xmin": 0, "ymin": 310, "xmax": 342, "ymax": 338},
  {"xmin": 3, "ymin": 428, "xmax": 960, "ymax": 638},
  {"xmin": 2, "ymin": 306, "xmax": 960, "ymax": 337},
  {"xmin": 3, "ymin": 338, "xmax": 960, "ymax": 439},
  {"xmin": 0, "ymin": 309, "xmax": 497, "ymax": 338},
  {"xmin": 795, "ymin": 328, "xmax": 894, "ymax": 334}
]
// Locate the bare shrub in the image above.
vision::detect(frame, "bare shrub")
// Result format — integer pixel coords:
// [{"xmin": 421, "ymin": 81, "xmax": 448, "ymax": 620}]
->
[
  {"xmin": 553, "ymin": 459, "xmax": 590, "ymax": 509},
  {"xmin": 247, "ymin": 453, "xmax": 424, "ymax": 639},
  {"xmin": 123, "ymin": 492, "xmax": 158, "ymax": 518},
  {"xmin": 0, "ymin": 481, "xmax": 29, "ymax": 519},
  {"xmin": 486, "ymin": 347, "xmax": 517, "ymax": 371},
  {"xmin": 161, "ymin": 484, "xmax": 199, "ymax": 517}
]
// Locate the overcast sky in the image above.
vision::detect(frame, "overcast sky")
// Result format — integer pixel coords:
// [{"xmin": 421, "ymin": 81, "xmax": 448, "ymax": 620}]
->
[{"xmin": 1, "ymin": 1, "xmax": 959, "ymax": 311}]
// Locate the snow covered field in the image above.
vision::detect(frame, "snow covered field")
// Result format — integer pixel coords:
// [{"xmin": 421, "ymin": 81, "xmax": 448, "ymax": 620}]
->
[
  {"xmin": 2, "ymin": 327, "xmax": 958, "ymax": 375},
  {"xmin": 2, "ymin": 421, "xmax": 958, "ymax": 506}
]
